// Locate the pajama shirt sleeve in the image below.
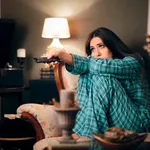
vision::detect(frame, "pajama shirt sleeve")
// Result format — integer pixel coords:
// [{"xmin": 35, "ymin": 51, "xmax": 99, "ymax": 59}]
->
[
  {"xmin": 88, "ymin": 56, "xmax": 142, "ymax": 79},
  {"xmin": 65, "ymin": 54, "xmax": 89, "ymax": 75}
]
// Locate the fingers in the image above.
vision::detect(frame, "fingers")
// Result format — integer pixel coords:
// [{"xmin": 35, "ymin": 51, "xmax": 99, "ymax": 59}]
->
[
  {"xmin": 46, "ymin": 52, "xmax": 52, "ymax": 59},
  {"xmin": 50, "ymin": 61, "xmax": 59, "ymax": 66},
  {"xmin": 46, "ymin": 47, "xmax": 65, "ymax": 59}
]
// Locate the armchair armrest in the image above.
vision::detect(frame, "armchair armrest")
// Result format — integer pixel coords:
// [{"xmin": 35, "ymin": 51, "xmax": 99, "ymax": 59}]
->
[
  {"xmin": 17, "ymin": 104, "xmax": 62, "ymax": 141},
  {"xmin": 21, "ymin": 112, "xmax": 45, "ymax": 141}
]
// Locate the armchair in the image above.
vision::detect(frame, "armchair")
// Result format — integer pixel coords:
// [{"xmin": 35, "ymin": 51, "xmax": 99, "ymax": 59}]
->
[{"xmin": 16, "ymin": 62, "xmax": 79, "ymax": 142}]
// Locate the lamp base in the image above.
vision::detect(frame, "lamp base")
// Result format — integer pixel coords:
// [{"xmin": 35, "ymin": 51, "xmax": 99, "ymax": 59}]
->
[
  {"xmin": 17, "ymin": 57, "xmax": 25, "ymax": 69},
  {"xmin": 46, "ymin": 37, "xmax": 64, "ymax": 53}
]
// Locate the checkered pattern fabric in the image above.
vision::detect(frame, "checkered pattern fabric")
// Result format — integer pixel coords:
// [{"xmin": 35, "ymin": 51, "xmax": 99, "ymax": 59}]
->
[{"xmin": 66, "ymin": 54, "xmax": 150, "ymax": 139}]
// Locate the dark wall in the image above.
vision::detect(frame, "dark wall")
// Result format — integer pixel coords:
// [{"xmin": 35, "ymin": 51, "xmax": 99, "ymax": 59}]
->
[{"xmin": 0, "ymin": 19, "xmax": 15, "ymax": 68}]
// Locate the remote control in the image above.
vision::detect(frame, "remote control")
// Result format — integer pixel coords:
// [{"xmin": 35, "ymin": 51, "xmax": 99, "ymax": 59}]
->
[{"xmin": 34, "ymin": 57, "xmax": 61, "ymax": 63}]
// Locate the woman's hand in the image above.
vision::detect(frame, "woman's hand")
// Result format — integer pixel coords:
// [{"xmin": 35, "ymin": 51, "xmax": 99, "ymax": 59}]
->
[
  {"xmin": 46, "ymin": 47, "xmax": 74, "ymax": 66},
  {"xmin": 46, "ymin": 47, "xmax": 65, "ymax": 59}
]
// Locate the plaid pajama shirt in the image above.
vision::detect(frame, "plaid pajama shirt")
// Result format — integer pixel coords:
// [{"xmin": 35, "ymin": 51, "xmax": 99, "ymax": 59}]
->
[{"xmin": 66, "ymin": 54, "xmax": 150, "ymax": 139}]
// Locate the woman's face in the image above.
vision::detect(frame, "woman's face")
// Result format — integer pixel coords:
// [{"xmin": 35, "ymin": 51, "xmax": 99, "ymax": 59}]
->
[{"xmin": 90, "ymin": 37, "xmax": 113, "ymax": 59}]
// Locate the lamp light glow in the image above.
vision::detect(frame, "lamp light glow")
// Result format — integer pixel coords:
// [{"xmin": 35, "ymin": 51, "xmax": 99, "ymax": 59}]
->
[
  {"xmin": 42, "ymin": 18, "xmax": 70, "ymax": 49},
  {"xmin": 17, "ymin": 48, "xmax": 26, "ymax": 58}
]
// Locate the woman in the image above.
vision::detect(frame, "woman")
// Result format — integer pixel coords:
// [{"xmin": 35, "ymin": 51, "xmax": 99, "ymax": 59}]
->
[{"xmin": 47, "ymin": 27, "xmax": 150, "ymax": 141}]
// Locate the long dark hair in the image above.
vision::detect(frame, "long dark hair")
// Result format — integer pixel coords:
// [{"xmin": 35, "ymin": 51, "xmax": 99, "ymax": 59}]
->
[
  {"xmin": 85, "ymin": 27, "xmax": 147, "ymax": 84},
  {"xmin": 86, "ymin": 27, "xmax": 137, "ymax": 58}
]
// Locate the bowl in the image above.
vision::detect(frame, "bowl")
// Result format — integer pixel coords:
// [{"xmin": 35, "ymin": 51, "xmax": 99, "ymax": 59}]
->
[{"xmin": 92, "ymin": 132, "xmax": 148, "ymax": 150}]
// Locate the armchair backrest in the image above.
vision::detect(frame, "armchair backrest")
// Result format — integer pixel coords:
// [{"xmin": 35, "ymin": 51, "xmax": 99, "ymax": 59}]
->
[
  {"xmin": 53, "ymin": 49, "xmax": 86, "ymax": 93},
  {"xmin": 54, "ymin": 63, "xmax": 79, "ymax": 93}
]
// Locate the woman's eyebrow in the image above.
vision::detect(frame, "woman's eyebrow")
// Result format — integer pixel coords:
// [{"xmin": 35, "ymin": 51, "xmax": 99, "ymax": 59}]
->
[
  {"xmin": 90, "ymin": 42, "xmax": 104, "ymax": 47},
  {"xmin": 97, "ymin": 42, "xmax": 104, "ymax": 45}
]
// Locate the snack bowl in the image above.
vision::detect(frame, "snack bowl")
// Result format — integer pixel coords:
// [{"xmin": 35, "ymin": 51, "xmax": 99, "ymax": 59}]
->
[{"xmin": 92, "ymin": 132, "xmax": 148, "ymax": 150}]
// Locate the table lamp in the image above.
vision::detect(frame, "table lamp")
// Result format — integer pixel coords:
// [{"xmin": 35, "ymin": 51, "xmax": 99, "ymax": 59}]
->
[
  {"xmin": 17, "ymin": 48, "xmax": 26, "ymax": 69},
  {"xmin": 42, "ymin": 17, "xmax": 70, "ymax": 53}
]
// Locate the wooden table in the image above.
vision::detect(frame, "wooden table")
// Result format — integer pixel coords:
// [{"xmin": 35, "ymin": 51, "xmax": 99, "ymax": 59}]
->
[
  {"xmin": 33, "ymin": 137, "xmax": 90, "ymax": 150},
  {"xmin": 33, "ymin": 134, "xmax": 150, "ymax": 150},
  {"xmin": 0, "ymin": 87, "xmax": 24, "ymax": 120}
]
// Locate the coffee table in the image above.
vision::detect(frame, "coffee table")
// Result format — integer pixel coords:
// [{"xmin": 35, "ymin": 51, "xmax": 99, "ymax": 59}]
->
[{"xmin": 33, "ymin": 134, "xmax": 150, "ymax": 150}]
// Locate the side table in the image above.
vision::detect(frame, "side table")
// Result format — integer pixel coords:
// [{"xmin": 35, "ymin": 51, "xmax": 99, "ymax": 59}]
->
[
  {"xmin": 0, "ymin": 87, "xmax": 24, "ymax": 121},
  {"xmin": 33, "ymin": 137, "xmax": 91, "ymax": 150},
  {"xmin": 33, "ymin": 134, "xmax": 150, "ymax": 150},
  {"xmin": 29, "ymin": 79, "xmax": 59, "ymax": 104}
]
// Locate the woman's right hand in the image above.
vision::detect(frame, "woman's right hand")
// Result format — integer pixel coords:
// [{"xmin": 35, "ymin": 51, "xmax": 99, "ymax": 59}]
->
[
  {"xmin": 46, "ymin": 47, "xmax": 65, "ymax": 59},
  {"xmin": 46, "ymin": 47, "xmax": 74, "ymax": 66}
]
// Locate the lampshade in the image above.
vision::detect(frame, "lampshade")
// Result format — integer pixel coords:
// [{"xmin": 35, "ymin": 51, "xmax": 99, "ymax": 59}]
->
[{"xmin": 42, "ymin": 18, "xmax": 70, "ymax": 39}]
